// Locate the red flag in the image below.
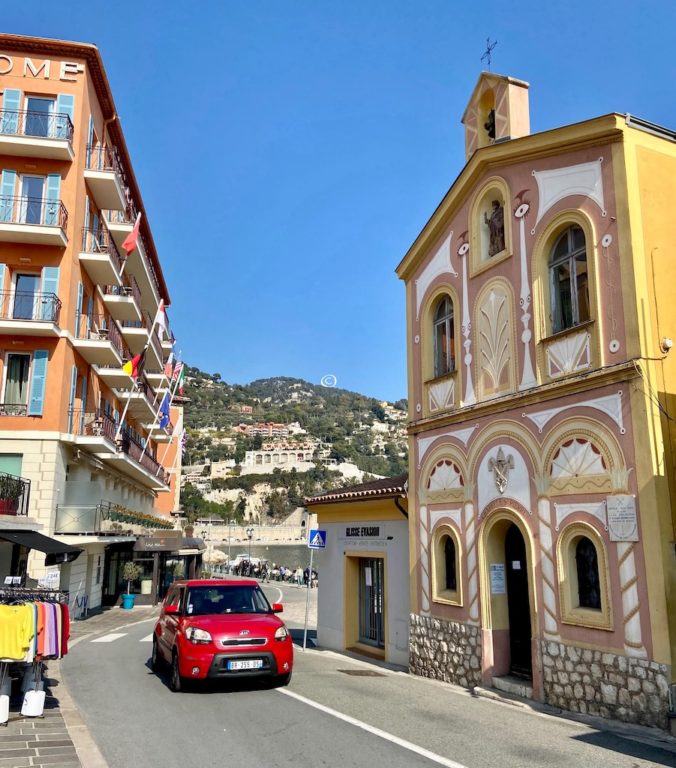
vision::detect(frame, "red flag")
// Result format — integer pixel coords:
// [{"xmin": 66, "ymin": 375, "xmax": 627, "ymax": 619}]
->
[
  {"xmin": 122, "ymin": 348, "xmax": 146, "ymax": 379},
  {"xmin": 122, "ymin": 212, "xmax": 142, "ymax": 256}
]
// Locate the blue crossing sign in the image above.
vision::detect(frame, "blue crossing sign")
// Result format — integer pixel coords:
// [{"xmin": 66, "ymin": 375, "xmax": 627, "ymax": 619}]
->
[{"xmin": 307, "ymin": 529, "xmax": 327, "ymax": 549}]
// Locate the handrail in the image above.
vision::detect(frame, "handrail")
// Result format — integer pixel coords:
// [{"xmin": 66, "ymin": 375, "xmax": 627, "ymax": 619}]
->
[
  {"xmin": 0, "ymin": 109, "xmax": 74, "ymax": 143},
  {"xmin": 74, "ymin": 313, "xmax": 129, "ymax": 359},
  {"xmin": 0, "ymin": 404, "xmax": 28, "ymax": 416},
  {"xmin": 80, "ymin": 225, "xmax": 124, "ymax": 274},
  {"xmin": 0, "ymin": 290, "xmax": 61, "ymax": 323},
  {"xmin": 85, "ymin": 144, "xmax": 122, "ymax": 175},
  {"xmin": 0, "ymin": 470, "xmax": 30, "ymax": 516},
  {"xmin": 0, "ymin": 195, "xmax": 68, "ymax": 230}
]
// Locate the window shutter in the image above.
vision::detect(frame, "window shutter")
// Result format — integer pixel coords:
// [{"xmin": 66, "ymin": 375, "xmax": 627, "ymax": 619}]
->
[
  {"xmin": 87, "ymin": 296, "xmax": 94, "ymax": 335},
  {"xmin": 79, "ymin": 375, "xmax": 87, "ymax": 433},
  {"xmin": 28, "ymin": 350, "xmax": 49, "ymax": 416},
  {"xmin": 75, "ymin": 282, "xmax": 83, "ymax": 337},
  {"xmin": 1, "ymin": 89, "xmax": 21, "ymax": 134},
  {"xmin": 86, "ymin": 115, "xmax": 94, "ymax": 166},
  {"xmin": 55, "ymin": 93, "xmax": 74, "ymax": 139},
  {"xmin": 67, "ymin": 365, "xmax": 77, "ymax": 432},
  {"xmin": 0, "ymin": 264, "xmax": 5, "ymax": 317},
  {"xmin": 0, "ymin": 170, "xmax": 17, "ymax": 223},
  {"xmin": 83, "ymin": 195, "xmax": 90, "ymax": 249},
  {"xmin": 40, "ymin": 266, "xmax": 60, "ymax": 321},
  {"xmin": 45, "ymin": 174, "xmax": 61, "ymax": 226}
]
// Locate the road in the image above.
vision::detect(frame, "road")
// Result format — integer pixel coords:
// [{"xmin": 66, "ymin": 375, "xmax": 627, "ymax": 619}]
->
[{"xmin": 61, "ymin": 583, "xmax": 676, "ymax": 768}]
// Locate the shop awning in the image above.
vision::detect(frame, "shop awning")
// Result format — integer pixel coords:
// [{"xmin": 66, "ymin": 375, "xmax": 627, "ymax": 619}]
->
[{"xmin": 0, "ymin": 530, "xmax": 83, "ymax": 565}]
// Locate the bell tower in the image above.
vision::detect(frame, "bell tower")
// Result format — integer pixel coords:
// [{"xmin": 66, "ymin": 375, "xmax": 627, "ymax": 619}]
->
[{"xmin": 461, "ymin": 72, "xmax": 530, "ymax": 160}]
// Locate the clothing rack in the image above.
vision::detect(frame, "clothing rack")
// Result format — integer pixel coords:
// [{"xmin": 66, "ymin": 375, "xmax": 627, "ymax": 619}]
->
[{"xmin": 0, "ymin": 587, "xmax": 68, "ymax": 604}]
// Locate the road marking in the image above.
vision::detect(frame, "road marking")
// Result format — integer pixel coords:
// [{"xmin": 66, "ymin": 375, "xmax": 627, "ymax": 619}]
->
[
  {"xmin": 91, "ymin": 633, "xmax": 127, "ymax": 643},
  {"xmin": 278, "ymin": 688, "xmax": 468, "ymax": 768},
  {"xmin": 140, "ymin": 634, "xmax": 154, "ymax": 643}
]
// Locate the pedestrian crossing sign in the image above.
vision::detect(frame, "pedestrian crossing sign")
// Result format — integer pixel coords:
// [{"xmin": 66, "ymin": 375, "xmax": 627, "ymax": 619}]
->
[{"xmin": 307, "ymin": 529, "xmax": 327, "ymax": 549}]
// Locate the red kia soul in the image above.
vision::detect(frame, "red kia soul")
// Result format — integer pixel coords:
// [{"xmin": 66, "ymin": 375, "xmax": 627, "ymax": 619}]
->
[{"xmin": 152, "ymin": 579, "xmax": 293, "ymax": 692}]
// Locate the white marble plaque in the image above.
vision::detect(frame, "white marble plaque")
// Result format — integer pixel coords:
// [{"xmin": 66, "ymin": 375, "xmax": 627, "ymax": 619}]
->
[{"xmin": 607, "ymin": 495, "xmax": 639, "ymax": 542}]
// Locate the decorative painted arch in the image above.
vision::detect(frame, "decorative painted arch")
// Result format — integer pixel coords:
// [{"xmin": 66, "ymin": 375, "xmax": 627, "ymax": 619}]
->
[
  {"xmin": 469, "ymin": 175, "xmax": 513, "ymax": 274},
  {"xmin": 473, "ymin": 278, "xmax": 517, "ymax": 400},
  {"xmin": 419, "ymin": 282, "xmax": 463, "ymax": 387},
  {"xmin": 420, "ymin": 444, "xmax": 469, "ymax": 504},
  {"xmin": 468, "ymin": 419, "xmax": 542, "ymax": 482},
  {"xmin": 541, "ymin": 417, "xmax": 627, "ymax": 494}
]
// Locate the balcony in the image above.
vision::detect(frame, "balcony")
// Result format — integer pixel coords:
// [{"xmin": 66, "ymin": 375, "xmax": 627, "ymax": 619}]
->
[
  {"xmin": 101, "ymin": 274, "xmax": 142, "ymax": 323},
  {"xmin": 67, "ymin": 410, "xmax": 169, "ymax": 490},
  {"xmin": 79, "ymin": 226, "xmax": 124, "ymax": 286},
  {"xmin": 0, "ymin": 470, "xmax": 31, "ymax": 516},
  {"xmin": 0, "ymin": 195, "xmax": 68, "ymax": 246},
  {"xmin": 55, "ymin": 500, "xmax": 173, "ymax": 534},
  {"xmin": 84, "ymin": 145, "xmax": 126, "ymax": 211},
  {"xmin": 72, "ymin": 313, "xmax": 128, "ymax": 367},
  {"xmin": 117, "ymin": 376, "xmax": 158, "ymax": 422},
  {"xmin": 0, "ymin": 404, "xmax": 27, "ymax": 416},
  {"xmin": 0, "ymin": 289, "xmax": 61, "ymax": 336},
  {"xmin": 0, "ymin": 109, "xmax": 74, "ymax": 161},
  {"xmin": 119, "ymin": 310, "xmax": 162, "ymax": 366}
]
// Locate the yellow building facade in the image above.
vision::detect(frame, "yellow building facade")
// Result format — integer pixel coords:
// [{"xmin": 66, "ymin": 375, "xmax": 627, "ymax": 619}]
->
[{"xmin": 396, "ymin": 72, "xmax": 676, "ymax": 728}]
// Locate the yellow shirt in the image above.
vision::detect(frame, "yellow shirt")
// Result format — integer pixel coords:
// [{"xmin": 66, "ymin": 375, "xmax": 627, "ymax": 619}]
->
[{"xmin": 0, "ymin": 604, "xmax": 34, "ymax": 660}]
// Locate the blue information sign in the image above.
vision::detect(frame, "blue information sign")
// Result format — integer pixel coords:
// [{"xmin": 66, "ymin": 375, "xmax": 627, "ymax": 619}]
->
[{"xmin": 307, "ymin": 529, "xmax": 327, "ymax": 549}]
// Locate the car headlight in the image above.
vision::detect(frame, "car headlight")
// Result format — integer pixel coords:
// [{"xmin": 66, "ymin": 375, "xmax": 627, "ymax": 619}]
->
[
  {"xmin": 274, "ymin": 625, "xmax": 289, "ymax": 641},
  {"xmin": 185, "ymin": 627, "xmax": 212, "ymax": 644}
]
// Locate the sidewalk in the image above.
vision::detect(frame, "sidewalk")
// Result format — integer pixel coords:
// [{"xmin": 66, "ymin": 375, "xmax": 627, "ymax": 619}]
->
[{"xmin": 0, "ymin": 606, "xmax": 159, "ymax": 768}]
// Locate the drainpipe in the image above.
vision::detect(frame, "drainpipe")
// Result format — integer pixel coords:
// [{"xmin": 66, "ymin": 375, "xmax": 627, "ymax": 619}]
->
[{"xmin": 394, "ymin": 495, "xmax": 408, "ymax": 519}]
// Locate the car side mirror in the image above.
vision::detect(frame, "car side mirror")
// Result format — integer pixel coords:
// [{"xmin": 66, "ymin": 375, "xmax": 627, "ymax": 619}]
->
[
  {"xmin": 164, "ymin": 604, "xmax": 179, "ymax": 615},
  {"xmin": 271, "ymin": 603, "xmax": 283, "ymax": 613}
]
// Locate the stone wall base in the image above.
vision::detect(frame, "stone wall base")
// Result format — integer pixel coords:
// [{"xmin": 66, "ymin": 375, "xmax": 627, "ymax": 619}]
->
[
  {"xmin": 409, "ymin": 613, "xmax": 481, "ymax": 688},
  {"xmin": 541, "ymin": 640, "xmax": 670, "ymax": 730}
]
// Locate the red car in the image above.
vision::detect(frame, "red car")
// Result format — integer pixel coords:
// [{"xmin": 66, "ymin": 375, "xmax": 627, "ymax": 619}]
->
[{"xmin": 152, "ymin": 579, "xmax": 293, "ymax": 692}]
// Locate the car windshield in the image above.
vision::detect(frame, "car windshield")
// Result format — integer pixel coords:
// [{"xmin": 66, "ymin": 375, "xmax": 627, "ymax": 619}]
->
[{"xmin": 185, "ymin": 585, "xmax": 272, "ymax": 616}]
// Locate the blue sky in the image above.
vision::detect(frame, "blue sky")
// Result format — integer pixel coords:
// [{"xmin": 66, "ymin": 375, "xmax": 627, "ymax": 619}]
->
[{"xmin": 4, "ymin": 1, "xmax": 675, "ymax": 401}]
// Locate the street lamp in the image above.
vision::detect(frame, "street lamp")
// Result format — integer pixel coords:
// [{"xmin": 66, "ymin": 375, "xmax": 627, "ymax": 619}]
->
[
  {"xmin": 228, "ymin": 519, "xmax": 236, "ymax": 565},
  {"xmin": 246, "ymin": 525, "xmax": 254, "ymax": 562}
]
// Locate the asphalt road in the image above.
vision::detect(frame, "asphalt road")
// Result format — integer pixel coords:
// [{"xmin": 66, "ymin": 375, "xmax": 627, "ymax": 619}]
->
[{"xmin": 61, "ymin": 585, "xmax": 676, "ymax": 768}]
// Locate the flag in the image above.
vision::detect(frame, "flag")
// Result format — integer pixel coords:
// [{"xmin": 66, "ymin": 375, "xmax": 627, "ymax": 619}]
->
[
  {"xmin": 163, "ymin": 351, "xmax": 175, "ymax": 379},
  {"xmin": 122, "ymin": 348, "xmax": 146, "ymax": 379},
  {"xmin": 121, "ymin": 212, "xmax": 142, "ymax": 256},
  {"xmin": 172, "ymin": 362, "xmax": 185, "ymax": 395},
  {"xmin": 153, "ymin": 300, "xmax": 166, "ymax": 339},
  {"xmin": 180, "ymin": 429, "xmax": 187, "ymax": 457},
  {"xmin": 158, "ymin": 391, "xmax": 170, "ymax": 430}
]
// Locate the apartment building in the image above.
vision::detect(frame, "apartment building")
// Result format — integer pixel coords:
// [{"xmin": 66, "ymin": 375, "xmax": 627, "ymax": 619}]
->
[
  {"xmin": 0, "ymin": 34, "xmax": 176, "ymax": 609},
  {"xmin": 397, "ymin": 72, "xmax": 676, "ymax": 728}
]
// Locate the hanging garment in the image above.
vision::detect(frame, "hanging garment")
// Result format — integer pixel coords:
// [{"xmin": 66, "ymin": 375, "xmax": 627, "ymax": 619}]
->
[{"xmin": 0, "ymin": 604, "xmax": 34, "ymax": 660}]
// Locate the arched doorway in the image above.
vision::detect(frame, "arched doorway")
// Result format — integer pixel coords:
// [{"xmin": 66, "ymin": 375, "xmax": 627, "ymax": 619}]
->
[{"xmin": 505, "ymin": 523, "xmax": 532, "ymax": 677}]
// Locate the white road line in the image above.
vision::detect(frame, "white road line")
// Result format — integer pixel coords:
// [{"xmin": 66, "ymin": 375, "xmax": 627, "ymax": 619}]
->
[
  {"xmin": 91, "ymin": 632, "xmax": 128, "ymax": 643},
  {"xmin": 278, "ymin": 688, "xmax": 468, "ymax": 768},
  {"xmin": 140, "ymin": 634, "xmax": 154, "ymax": 643}
]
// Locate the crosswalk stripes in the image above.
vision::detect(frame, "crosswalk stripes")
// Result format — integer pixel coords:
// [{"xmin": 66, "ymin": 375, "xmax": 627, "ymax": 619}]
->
[
  {"xmin": 140, "ymin": 634, "xmax": 153, "ymax": 642},
  {"xmin": 91, "ymin": 632, "xmax": 128, "ymax": 643}
]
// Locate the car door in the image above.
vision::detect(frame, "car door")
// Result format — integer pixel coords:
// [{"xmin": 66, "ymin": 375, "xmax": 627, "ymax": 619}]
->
[{"xmin": 157, "ymin": 585, "xmax": 183, "ymax": 660}]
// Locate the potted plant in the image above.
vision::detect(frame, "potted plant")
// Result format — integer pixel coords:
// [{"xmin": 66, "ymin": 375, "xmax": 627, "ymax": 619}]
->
[
  {"xmin": 0, "ymin": 473, "xmax": 24, "ymax": 515},
  {"xmin": 121, "ymin": 561, "xmax": 142, "ymax": 609}
]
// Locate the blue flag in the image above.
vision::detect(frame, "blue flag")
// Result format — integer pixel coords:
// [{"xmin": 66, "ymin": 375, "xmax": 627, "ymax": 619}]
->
[{"xmin": 159, "ymin": 392, "xmax": 170, "ymax": 430}]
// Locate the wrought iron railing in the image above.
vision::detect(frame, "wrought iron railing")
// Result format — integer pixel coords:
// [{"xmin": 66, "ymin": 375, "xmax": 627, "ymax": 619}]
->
[
  {"xmin": 74, "ymin": 313, "xmax": 128, "ymax": 359},
  {"xmin": 0, "ymin": 195, "xmax": 68, "ymax": 230},
  {"xmin": 80, "ymin": 225, "xmax": 124, "ymax": 274},
  {"xmin": 104, "ymin": 274, "xmax": 141, "ymax": 309},
  {"xmin": 0, "ymin": 404, "xmax": 27, "ymax": 416},
  {"xmin": 104, "ymin": 202, "xmax": 137, "ymax": 227},
  {"xmin": 0, "ymin": 290, "xmax": 61, "ymax": 323},
  {"xmin": 0, "ymin": 470, "xmax": 30, "ymax": 516},
  {"xmin": 0, "ymin": 108, "xmax": 73, "ymax": 143},
  {"xmin": 85, "ymin": 144, "xmax": 122, "ymax": 175}
]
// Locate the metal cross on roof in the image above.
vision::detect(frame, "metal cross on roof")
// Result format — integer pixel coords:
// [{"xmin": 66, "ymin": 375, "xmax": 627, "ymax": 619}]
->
[{"xmin": 481, "ymin": 37, "xmax": 498, "ymax": 71}]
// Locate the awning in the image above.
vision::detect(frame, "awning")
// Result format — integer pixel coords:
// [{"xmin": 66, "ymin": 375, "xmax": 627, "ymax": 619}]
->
[{"xmin": 0, "ymin": 530, "xmax": 83, "ymax": 565}]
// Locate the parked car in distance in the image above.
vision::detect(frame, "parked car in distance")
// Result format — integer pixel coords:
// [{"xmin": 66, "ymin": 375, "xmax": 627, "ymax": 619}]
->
[{"xmin": 152, "ymin": 578, "xmax": 293, "ymax": 692}]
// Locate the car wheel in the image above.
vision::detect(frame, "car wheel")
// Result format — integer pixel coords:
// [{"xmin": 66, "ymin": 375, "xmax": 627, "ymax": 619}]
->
[
  {"xmin": 169, "ymin": 652, "xmax": 183, "ymax": 693},
  {"xmin": 151, "ymin": 638, "xmax": 162, "ymax": 672},
  {"xmin": 277, "ymin": 671, "xmax": 292, "ymax": 687}
]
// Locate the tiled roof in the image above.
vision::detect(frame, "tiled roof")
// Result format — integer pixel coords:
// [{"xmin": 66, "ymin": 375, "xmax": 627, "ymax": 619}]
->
[{"xmin": 305, "ymin": 474, "xmax": 408, "ymax": 505}]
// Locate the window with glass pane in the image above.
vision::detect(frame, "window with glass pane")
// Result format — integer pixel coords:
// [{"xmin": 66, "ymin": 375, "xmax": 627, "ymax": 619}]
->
[
  {"xmin": 548, "ymin": 226, "xmax": 589, "ymax": 333},
  {"xmin": 25, "ymin": 97, "xmax": 54, "ymax": 138},
  {"xmin": 13, "ymin": 274, "xmax": 39, "ymax": 320},
  {"xmin": 4, "ymin": 353, "xmax": 30, "ymax": 405},
  {"xmin": 433, "ymin": 296, "xmax": 454, "ymax": 377},
  {"xmin": 575, "ymin": 536, "xmax": 601, "ymax": 610},
  {"xmin": 444, "ymin": 536, "xmax": 457, "ymax": 591}
]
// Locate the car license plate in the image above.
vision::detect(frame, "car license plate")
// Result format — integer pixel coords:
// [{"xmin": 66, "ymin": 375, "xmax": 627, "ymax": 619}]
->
[{"xmin": 227, "ymin": 659, "xmax": 263, "ymax": 671}]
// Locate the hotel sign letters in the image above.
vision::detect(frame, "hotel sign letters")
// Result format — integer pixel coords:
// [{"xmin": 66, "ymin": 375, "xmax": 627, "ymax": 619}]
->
[
  {"xmin": 0, "ymin": 55, "xmax": 84, "ymax": 82},
  {"xmin": 345, "ymin": 525, "xmax": 380, "ymax": 538},
  {"xmin": 338, "ymin": 524, "xmax": 388, "ymax": 548}
]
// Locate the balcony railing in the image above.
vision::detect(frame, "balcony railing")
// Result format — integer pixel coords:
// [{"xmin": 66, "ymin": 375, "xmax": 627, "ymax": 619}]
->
[
  {"xmin": 0, "ymin": 195, "xmax": 68, "ymax": 230},
  {"xmin": 75, "ymin": 313, "xmax": 128, "ymax": 359},
  {"xmin": 122, "ymin": 434, "xmax": 168, "ymax": 483},
  {"xmin": 85, "ymin": 144, "xmax": 122, "ymax": 175},
  {"xmin": 81, "ymin": 225, "xmax": 124, "ymax": 274},
  {"xmin": 105, "ymin": 202, "xmax": 137, "ymax": 227},
  {"xmin": 0, "ymin": 404, "xmax": 27, "ymax": 416},
  {"xmin": 55, "ymin": 499, "xmax": 173, "ymax": 534},
  {"xmin": 0, "ymin": 470, "xmax": 31, "ymax": 516},
  {"xmin": 104, "ymin": 274, "xmax": 141, "ymax": 308},
  {"xmin": 0, "ymin": 290, "xmax": 61, "ymax": 323},
  {"xmin": 0, "ymin": 109, "xmax": 74, "ymax": 144}
]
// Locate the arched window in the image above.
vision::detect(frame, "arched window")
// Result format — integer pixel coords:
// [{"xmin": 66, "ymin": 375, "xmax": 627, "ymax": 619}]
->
[
  {"xmin": 549, "ymin": 225, "xmax": 590, "ymax": 333},
  {"xmin": 444, "ymin": 536, "xmax": 457, "ymax": 592},
  {"xmin": 433, "ymin": 296, "xmax": 455, "ymax": 378},
  {"xmin": 575, "ymin": 536, "xmax": 601, "ymax": 610}
]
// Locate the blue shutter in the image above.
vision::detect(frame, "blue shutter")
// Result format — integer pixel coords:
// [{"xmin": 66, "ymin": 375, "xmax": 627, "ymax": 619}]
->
[
  {"xmin": 83, "ymin": 195, "xmax": 90, "ymax": 250},
  {"xmin": 86, "ymin": 115, "xmax": 93, "ymax": 166},
  {"xmin": 0, "ymin": 264, "xmax": 5, "ymax": 318},
  {"xmin": 79, "ymin": 375, "xmax": 87, "ymax": 433},
  {"xmin": 67, "ymin": 365, "xmax": 77, "ymax": 432},
  {"xmin": 45, "ymin": 174, "xmax": 61, "ymax": 226},
  {"xmin": 75, "ymin": 282, "xmax": 83, "ymax": 338},
  {"xmin": 87, "ymin": 296, "xmax": 93, "ymax": 336},
  {"xmin": 55, "ymin": 93, "xmax": 74, "ymax": 139},
  {"xmin": 40, "ymin": 266, "xmax": 60, "ymax": 321},
  {"xmin": 28, "ymin": 350, "xmax": 48, "ymax": 416},
  {"xmin": 0, "ymin": 170, "xmax": 16, "ymax": 223},
  {"xmin": 1, "ymin": 89, "xmax": 21, "ymax": 134}
]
